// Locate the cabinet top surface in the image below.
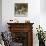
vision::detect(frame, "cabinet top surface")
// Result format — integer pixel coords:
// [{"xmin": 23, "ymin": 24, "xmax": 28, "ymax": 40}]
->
[{"xmin": 7, "ymin": 23, "xmax": 34, "ymax": 25}]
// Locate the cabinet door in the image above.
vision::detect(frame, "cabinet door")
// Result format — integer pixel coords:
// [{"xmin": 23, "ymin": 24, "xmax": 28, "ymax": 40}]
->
[{"xmin": 11, "ymin": 32, "xmax": 28, "ymax": 46}]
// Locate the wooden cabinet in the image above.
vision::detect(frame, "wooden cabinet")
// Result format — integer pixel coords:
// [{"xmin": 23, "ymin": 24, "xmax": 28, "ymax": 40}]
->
[{"xmin": 7, "ymin": 23, "xmax": 34, "ymax": 46}]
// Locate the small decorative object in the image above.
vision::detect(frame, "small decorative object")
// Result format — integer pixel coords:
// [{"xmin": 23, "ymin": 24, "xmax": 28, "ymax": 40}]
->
[
  {"xmin": 9, "ymin": 19, "xmax": 19, "ymax": 23},
  {"xmin": 36, "ymin": 25, "xmax": 45, "ymax": 46},
  {"xmin": 25, "ymin": 17, "xmax": 30, "ymax": 23},
  {"xmin": 14, "ymin": 19, "xmax": 19, "ymax": 23},
  {"xmin": 25, "ymin": 20, "xmax": 30, "ymax": 23},
  {"xmin": 10, "ymin": 20, "xmax": 13, "ymax": 21},
  {"xmin": 14, "ymin": 3, "xmax": 28, "ymax": 17},
  {"xmin": 9, "ymin": 20, "xmax": 13, "ymax": 23}
]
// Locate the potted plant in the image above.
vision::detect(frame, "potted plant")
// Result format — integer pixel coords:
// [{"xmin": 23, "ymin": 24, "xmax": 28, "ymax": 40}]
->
[{"xmin": 36, "ymin": 25, "xmax": 45, "ymax": 46}]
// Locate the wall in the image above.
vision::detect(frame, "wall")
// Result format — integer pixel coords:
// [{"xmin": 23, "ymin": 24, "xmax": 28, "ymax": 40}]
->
[
  {"xmin": 40, "ymin": 0, "xmax": 46, "ymax": 32},
  {"xmin": 0, "ymin": 0, "xmax": 2, "ymax": 32},
  {"xmin": 2, "ymin": 0, "xmax": 40, "ymax": 30}
]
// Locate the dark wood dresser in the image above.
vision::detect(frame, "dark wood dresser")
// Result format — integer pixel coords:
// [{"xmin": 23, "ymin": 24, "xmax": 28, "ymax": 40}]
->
[{"xmin": 7, "ymin": 23, "xmax": 34, "ymax": 46}]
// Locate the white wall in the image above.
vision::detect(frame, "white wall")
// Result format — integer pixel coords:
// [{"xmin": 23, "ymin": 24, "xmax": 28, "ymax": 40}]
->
[
  {"xmin": 40, "ymin": 0, "xmax": 46, "ymax": 31},
  {"xmin": 2, "ymin": 0, "xmax": 40, "ymax": 30},
  {"xmin": 40, "ymin": 0, "xmax": 46, "ymax": 13}
]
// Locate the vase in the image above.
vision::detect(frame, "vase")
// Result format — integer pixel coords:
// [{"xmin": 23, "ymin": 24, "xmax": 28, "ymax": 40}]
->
[{"xmin": 39, "ymin": 40, "xmax": 45, "ymax": 46}]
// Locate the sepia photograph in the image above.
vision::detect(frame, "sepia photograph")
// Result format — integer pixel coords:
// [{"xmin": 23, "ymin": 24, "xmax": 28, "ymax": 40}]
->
[{"xmin": 14, "ymin": 3, "xmax": 28, "ymax": 16}]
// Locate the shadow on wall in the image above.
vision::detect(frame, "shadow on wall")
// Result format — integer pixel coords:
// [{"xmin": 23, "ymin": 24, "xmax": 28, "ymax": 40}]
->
[{"xmin": 0, "ymin": 0, "xmax": 2, "ymax": 32}]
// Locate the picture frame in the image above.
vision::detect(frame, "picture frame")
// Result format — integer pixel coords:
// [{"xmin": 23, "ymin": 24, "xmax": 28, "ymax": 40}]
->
[{"xmin": 14, "ymin": 3, "xmax": 28, "ymax": 17}]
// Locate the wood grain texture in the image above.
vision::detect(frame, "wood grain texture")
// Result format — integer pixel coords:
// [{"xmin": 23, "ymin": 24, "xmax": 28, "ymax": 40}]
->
[{"xmin": 7, "ymin": 23, "xmax": 34, "ymax": 46}]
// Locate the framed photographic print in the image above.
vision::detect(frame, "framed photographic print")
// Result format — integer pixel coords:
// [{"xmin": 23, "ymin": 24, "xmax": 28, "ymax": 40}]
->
[{"xmin": 14, "ymin": 3, "xmax": 28, "ymax": 17}]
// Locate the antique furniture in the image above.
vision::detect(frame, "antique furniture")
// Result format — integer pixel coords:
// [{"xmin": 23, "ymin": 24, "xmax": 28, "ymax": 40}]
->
[{"xmin": 7, "ymin": 23, "xmax": 34, "ymax": 46}]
